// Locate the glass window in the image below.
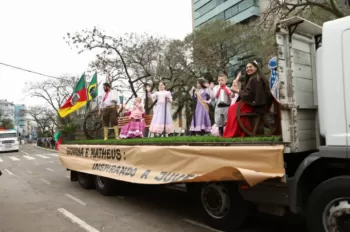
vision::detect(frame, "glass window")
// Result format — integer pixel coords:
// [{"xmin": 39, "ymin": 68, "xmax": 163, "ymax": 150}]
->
[
  {"xmin": 224, "ymin": 8, "xmax": 232, "ymax": 19},
  {"xmin": 231, "ymin": 5, "xmax": 239, "ymax": 16},
  {"xmin": 196, "ymin": 0, "xmax": 216, "ymax": 17},
  {"xmin": 238, "ymin": 0, "xmax": 254, "ymax": 12}
]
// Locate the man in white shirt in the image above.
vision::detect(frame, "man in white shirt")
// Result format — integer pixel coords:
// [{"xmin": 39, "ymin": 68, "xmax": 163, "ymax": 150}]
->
[{"xmin": 99, "ymin": 83, "xmax": 121, "ymax": 140}]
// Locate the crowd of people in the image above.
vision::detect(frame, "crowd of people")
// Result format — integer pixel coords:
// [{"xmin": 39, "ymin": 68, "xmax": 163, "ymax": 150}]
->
[{"xmin": 99, "ymin": 60, "xmax": 274, "ymax": 140}]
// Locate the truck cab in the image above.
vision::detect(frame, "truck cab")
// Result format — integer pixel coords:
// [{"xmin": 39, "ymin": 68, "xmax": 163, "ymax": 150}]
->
[{"xmin": 0, "ymin": 129, "xmax": 19, "ymax": 152}]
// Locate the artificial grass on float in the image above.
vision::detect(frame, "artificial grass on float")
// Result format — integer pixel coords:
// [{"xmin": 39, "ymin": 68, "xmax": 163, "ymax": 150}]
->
[{"xmin": 64, "ymin": 135, "xmax": 282, "ymax": 145}]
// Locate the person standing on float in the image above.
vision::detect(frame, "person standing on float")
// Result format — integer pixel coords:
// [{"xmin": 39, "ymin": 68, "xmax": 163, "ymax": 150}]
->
[
  {"xmin": 146, "ymin": 81, "xmax": 173, "ymax": 136},
  {"xmin": 208, "ymin": 72, "xmax": 233, "ymax": 136},
  {"xmin": 189, "ymin": 78, "xmax": 212, "ymax": 135},
  {"xmin": 99, "ymin": 82, "xmax": 121, "ymax": 140}
]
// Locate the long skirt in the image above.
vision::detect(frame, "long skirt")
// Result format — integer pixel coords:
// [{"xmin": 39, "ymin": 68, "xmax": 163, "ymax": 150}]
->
[
  {"xmin": 190, "ymin": 102, "xmax": 211, "ymax": 132},
  {"xmin": 120, "ymin": 120, "xmax": 145, "ymax": 139},
  {"xmin": 149, "ymin": 102, "xmax": 173, "ymax": 134},
  {"xmin": 223, "ymin": 101, "xmax": 253, "ymax": 138}
]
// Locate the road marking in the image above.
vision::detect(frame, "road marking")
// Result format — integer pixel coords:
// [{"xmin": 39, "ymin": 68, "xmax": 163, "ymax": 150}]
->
[
  {"xmin": 23, "ymin": 155, "xmax": 35, "ymax": 160},
  {"xmin": 36, "ymin": 155, "xmax": 50, "ymax": 159},
  {"xmin": 182, "ymin": 219, "xmax": 223, "ymax": 232},
  {"xmin": 20, "ymin": 150, "xmax": 31, "ymax": 156},
  {"xmin": 64, "ymin": 194, "xmax": 87, "ymax": 206},
  {"xmin": 57, "ymin": 208, "xmax": 100, "ymax": 232},
  {"xmin": 9, "ymin": 156, "xmax": 20, "ymax": 161},
  {"xmin": 26, "ymin": 170, "xmax": 33, "ymax": 174},
  {"xmin": 46, "ymin": 168, "xmax": 54, "ymax": 172},
  {"xmin": 49, "ymin": 161, "xmax": 54, "ymax": 163},
  {"xmin": 4, "ymin": 169, "xmax": 14, "ymax": 175},
  {"xmin": 46, "ymin": 153, "xmax": 58, "ymax": 157},
  {"xmin": 0, "ymin": 158, "xmax": 3, "ymax": 162},
  {"xmin": 66, "ymin": 176, "xmax": 70, "ymax": 179},
  {"xmin": 40, "ymin": 178, "xmax": 50, "ymax": 184}
]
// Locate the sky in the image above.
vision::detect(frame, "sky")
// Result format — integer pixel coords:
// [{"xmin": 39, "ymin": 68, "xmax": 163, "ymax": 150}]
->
[{"xmin": 0, "ymin": 0, "xmax": 192, "ymax": 107}]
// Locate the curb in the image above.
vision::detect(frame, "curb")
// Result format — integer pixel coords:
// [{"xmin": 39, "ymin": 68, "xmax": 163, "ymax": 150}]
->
[{"xmin": 35, "ymin": 145, "xmax": 58, "ymax": 153}]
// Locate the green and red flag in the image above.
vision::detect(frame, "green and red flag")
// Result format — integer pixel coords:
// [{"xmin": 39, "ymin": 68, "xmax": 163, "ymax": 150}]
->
[
  {"xmin": 54, "ymin": 131, "xmax": 62, "ymax": 151},
  {"xmin": 58, "ymin": 73, "xmax": 88, "ymax": 118},
  {"xmin": 88, "ymin": 72, "xmax": 98, "ymax": 101}
]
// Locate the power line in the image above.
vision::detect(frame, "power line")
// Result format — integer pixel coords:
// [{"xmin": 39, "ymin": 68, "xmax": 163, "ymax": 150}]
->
[{"xmin": 0, "ymin": 61, "xmax": 61, "ymax": 80}]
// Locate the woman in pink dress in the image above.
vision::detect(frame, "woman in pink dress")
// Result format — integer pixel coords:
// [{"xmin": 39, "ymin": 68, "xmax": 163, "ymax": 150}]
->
[
  {"xmin": 120, "ymin": 97, "xmax": 146, "ymax": 139},
  {"xmin": 147, "ymin": 82, "xmax": 174, "ymax": 136}
]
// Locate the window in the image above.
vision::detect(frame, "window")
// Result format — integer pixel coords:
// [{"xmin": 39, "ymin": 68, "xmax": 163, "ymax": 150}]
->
[
  {"xmin": 238, "ymin": 0, "xmax": 254, "ymax": 12},
  {"xmin": 224, "ymin": 8, "xmax": 232, "ymax": 19},
  {"xmin": 195, "ymin": 0, "xmax": 216, "ymax": 18},
  {"xmin": 224, "ymin": 5, "xmax": 239, "ymax": 19}
]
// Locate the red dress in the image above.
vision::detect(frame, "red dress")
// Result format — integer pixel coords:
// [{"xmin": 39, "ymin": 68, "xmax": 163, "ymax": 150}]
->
[{"xmin": 223, "ymin": 101, "xmax": 253, "ymax": 138}]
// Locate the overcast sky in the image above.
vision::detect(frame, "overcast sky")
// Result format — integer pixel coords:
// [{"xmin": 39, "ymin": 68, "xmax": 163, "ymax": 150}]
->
[{"xmin": 0, "ymin": 0, "xmax": 192, "ymax": 107}]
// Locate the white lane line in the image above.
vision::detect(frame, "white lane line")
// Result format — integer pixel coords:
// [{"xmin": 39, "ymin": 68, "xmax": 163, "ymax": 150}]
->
[
  {"xmin": 66, "ymin": 176, "xmax": 70, "ymax": 179},
  {"xmin": 49, "ymin": 161, "xmax": 54, "ymax": 163},
  {"xmin": 0, "ymin": 158, "xmax": 3, "ymax": 162},
  {"xmin": 9, "ymin": 156, "xmax": 20, "ymax": 161},
  {"xmin": 64, "ymin": 194, "xmax": 87, "ymax": 206},
  {"xmin": 57, "ymin": 208, "xmax": 100, "ymax": 232},
  {"xmin": 40, "ymin": 178, "xmax": 50, "ymax": 184},
  {"xmin": 20, "ymin": 150, "xmax": 31, "ymax": 156},
  {"xmin": 26, "ymin": 170, "xmax": 33, "ymax": 174},
  {"xmin": 23, "ymin": 155, "xmax": 35, "ymax": 160},
  {"xmin": 182, "ymin": 219, "xmax": 223, "ymax": 232},
  {"xmin": 46, "ymin": 153, "xmax": 58, "ymax": 157},
  {"xmin": 36, "ymin": 155, "xmax": 50, "ymax": 159},
  {"xmin": 46, "ymin": 168, "xmax": 54, "ymax": 172},
  {"xmin": 4, "ymin": 169, "xmax": 14, "ymax": 175}
]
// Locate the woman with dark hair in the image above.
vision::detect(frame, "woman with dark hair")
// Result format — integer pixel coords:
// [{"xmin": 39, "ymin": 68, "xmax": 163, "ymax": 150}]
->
[
  {"xmin": 223, "ymin": 61, "xmax": 272, "ymax": 137},
  {"xmin": 189, "ymin": 78, "xmax": 212, "ymax": 134}
]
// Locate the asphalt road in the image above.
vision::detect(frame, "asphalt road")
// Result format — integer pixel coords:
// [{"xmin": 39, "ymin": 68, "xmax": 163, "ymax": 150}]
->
[{"xmin": 0, "ymin": 144, "xmax": 307, "ymax": 232}]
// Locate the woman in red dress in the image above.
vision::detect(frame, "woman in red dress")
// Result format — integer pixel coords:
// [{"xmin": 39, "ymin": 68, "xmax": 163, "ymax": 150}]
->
[{"xmin": 223, "ymin": 61, "xmax": 272, "ymax": 138}]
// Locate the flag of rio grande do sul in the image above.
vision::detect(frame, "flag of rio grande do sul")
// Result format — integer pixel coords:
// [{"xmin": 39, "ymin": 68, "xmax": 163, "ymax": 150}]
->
[{"xmin": 58, "ymin": 74, "xmax": 88, "ymax": 118}]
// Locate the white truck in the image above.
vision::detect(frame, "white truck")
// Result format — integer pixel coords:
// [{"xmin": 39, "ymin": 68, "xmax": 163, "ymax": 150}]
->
[
  {"xmin": 61, "ymin": 16, "xmax": 349, "ymax": 232},
  {"xmin": 0, "ymin": 129, "xmax": 19, "ymax": 152}
]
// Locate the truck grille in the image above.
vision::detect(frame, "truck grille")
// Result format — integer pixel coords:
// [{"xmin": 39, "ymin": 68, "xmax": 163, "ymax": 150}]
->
[{"xmin": 2, "ymin": 140, "xmax": 15, "ymax": 144}]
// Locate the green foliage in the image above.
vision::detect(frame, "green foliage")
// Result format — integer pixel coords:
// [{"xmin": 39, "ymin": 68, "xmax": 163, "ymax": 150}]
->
[
  {"xmin": 65, "ymin": 135, "xmax": 282, "ymax": 145},
  {"xmin": 61, "ymin": 123, "xmax": 78, "ymax": 133}
]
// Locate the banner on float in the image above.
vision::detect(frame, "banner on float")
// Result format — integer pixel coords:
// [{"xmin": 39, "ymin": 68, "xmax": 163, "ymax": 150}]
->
[
  {"xmin": 269, "ymin": 57, "xmax": 280, "ymax": 102},
  {"xmin": 59, "ymin": 144, "xmax": 285, "ymax": 186}
]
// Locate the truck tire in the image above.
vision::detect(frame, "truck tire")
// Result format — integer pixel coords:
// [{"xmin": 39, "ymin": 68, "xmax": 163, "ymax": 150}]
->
[
  {"xmin": 77, "ymin": 172, "xmax": 94, "ymax": 189},
  {"xmin": 94, "ymin": 176, "xmax": 115, "ymax": 196},
  {"xmin": 199, "ymin": 182, "xmax": 252, "ymax": 231},
  {"xmin": 306, "ymin": 176, "xmax": 350, "ymax": 232}
]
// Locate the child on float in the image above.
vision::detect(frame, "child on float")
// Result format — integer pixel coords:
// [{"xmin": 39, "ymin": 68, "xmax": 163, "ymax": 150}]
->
[
  {"xmin": 146, "ymin": 81, "xmax": 174, "ymax": 136},
  {"xmin": 208, "ymin": 71, "xmax": 234, "ymax": 136},
  {"xmin": 189, "ymin": 78, "xmax": 212, "ymax": 135},
  {"xmin": 119, "ymin": 97, "xmax": 145, "ymax": 139}
]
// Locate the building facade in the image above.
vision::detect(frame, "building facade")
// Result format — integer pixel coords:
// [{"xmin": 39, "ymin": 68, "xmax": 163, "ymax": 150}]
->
[
  {"xmin": 15, "ymin": 104, "xmax": 27, "ymax": 135},
  {"xmin": 0, "ymin": 99, "xmax": 15, "ymax": 124},
  {"xmin": 193, "ymin": 0, "xmax": 260, "ymax": 29}
]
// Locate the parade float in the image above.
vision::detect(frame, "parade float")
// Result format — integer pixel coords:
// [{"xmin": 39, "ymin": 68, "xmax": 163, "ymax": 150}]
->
[{"xmin": 59, "ymin": 17, "xmax": 350, "ymax": 232}]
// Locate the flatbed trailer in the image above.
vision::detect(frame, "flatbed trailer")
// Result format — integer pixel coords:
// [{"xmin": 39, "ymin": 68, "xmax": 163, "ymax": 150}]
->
[{"xmin": 60, "ymin": 16, "xmax": 350, "ymax": 232}]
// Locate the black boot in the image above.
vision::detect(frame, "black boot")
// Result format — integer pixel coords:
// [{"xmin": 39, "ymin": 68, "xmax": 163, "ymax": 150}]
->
[{"xmin": 219, "ymin": 127, "xmax": 224, "ymax": 136}]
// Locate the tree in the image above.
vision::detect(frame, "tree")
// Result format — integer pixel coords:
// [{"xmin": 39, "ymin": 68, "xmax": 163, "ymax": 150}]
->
[
  {"xmin": 65, "ymin": 29, "xmax": 197, "ymax": 115},
  {"xmin": 65, "ymin": 30, "xmax": 165, "ymax": 100},
  {"xmin": 25, "ymin": 75, "xmax": 81, "ymax": 125},
  {"xmin": 26, "ymin": 106, "xmax": 57, "ymax": 135},
  {"xmin": 185, "ymin": 20, "xmax": 259, "ymax": 81},
  {"xmin": 262, "ymin": 0, "xmax": 350, "ymax": 26}
]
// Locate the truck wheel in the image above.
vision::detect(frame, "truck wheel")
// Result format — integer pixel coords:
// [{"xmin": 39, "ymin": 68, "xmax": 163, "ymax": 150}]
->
[
  {"xmin": 94, "ymin": 176, "xmax": 115, "ymax": 196},
  {"xmin": 199, "ymin": 182, "xmax": 252, "ymax": 231},
  {"xmin": 307, "ymin": 176, "xmax": 350, "ymax": 232},
  {"xmin": 77, "ymin": 172, "xmax": 94, "ymax": 189}
]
